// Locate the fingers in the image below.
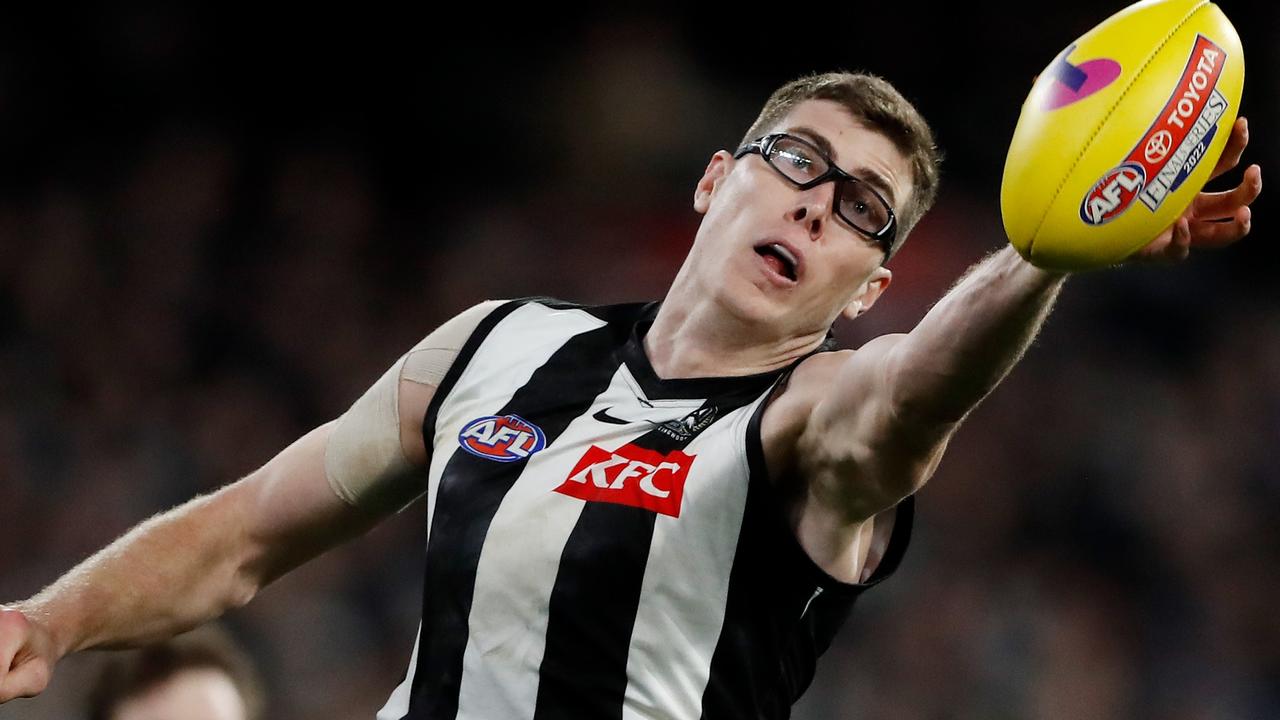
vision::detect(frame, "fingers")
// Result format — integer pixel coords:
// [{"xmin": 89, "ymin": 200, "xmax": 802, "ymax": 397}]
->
[
  {"xmin": 1191, "ymin": 164, "xmax": 1263, "ymax": 220},
  {"xmin": 1130, "ymin": 218, "xmax": 1183, "ymax": 264},
  {"xmin": 1188, "ymin": 205, "xmax": 1252, "ymax": 249},
  {"xmin": 0, "ymin": 609, "xmax": 21, "ymax": 690},
  {"xmin": 0, "ymin": 659, "xmax": 50, "ymax": 701},
  {"xmin": 1210, "ymin": 117, "xmax": 1248, "ymax": 180},
  {"xmin": 1129, "ymin": 151, "xmax": 1258, "ymax": 265},
  {"xmin": 1165, "ymin": 216, "xmax": 1192, "ymax": 262},
  {"xmin": 0, "ymin": 608, "xmax": 51, "ymax": 702}
]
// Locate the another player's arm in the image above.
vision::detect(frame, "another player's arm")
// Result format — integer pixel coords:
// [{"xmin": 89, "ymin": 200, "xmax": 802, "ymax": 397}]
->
[
  {"xmin": 0, "ymin": 300, "xmax": 502, "ymax": 702},
  {"xmin": 797, "ymin": 118, "xmax": 1259, "ymax": 523}
]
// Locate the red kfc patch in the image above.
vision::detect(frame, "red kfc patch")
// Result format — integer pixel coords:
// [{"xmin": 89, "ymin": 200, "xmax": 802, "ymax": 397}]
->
[{"xmin": 555, "ymin": 444, "xmax": 694, "ymax": 518}]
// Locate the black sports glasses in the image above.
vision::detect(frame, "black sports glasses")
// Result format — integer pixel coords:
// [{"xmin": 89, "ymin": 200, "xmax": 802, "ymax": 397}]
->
[{"xmin": 733, "ymin": 132, "xmax": 898, "ymax": 258}]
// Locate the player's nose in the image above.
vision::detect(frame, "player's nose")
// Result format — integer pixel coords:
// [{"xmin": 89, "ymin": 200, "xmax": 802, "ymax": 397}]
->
[{"xmin": 789, "ymin": 186, "xmax": 835, "ymax": 240}]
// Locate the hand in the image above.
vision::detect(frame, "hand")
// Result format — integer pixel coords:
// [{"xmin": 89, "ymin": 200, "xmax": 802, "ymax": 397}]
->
[
  {"xmin": 1130, "ymin": 117, "xmax": 1262, "ymax": 263},
  {"xmin": 0, "ymin": 606, "xmax": 57, "ymax": 702}
]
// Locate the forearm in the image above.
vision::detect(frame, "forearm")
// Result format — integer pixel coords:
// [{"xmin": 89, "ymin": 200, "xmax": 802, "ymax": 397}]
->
[
  {"xmin": 888, "ymin": 245, "xmax": 1066, "ymax": 425},
  {"xmin": 16, "ymin": 485, "xmax": 258, "ymax": 660}
]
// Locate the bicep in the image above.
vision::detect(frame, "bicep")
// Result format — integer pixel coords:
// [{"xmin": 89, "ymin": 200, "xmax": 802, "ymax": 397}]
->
[
  {"xmin": 797, "ymin": 334, "xmax": 953, "ymax": 520},
  {"xmin": 235, "ymin": 299, "xmax": 502, "ymax": 587},
  {"xmin": 326, "ymin": 298, "xmax": 504, "ymax": 510},
  {"xmin": 233, "ymin": 374, "xmax": 438, "ymax": 590},
  {"xmin": 236, "ymin": 421, "xmax": 390, "ymax": 589}
]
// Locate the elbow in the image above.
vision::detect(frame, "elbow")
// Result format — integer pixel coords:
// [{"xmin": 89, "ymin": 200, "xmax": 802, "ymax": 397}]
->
[
  {"xmin": 206, "ymin": 481, "xmax": 269, "ymax": 614},
  {"xmin": 225, "ymin": 567, "xmax": 261, "ymax": 611},
  {"xmin": 209, "ymin": 529, "xmax": 265, "ymax": 615},
  {"xmin": 228, "ymin": 526, "xmax": 288, "ymax": 610}
]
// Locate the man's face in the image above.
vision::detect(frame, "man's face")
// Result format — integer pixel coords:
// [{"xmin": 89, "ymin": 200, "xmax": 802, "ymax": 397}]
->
[
  {"xmin": 689, "ymin": 99, "xmax": 913, "ymax": 334},
  {"xmin": 111, "ymin": 668, "xmax": 247, "ymax": 720}
]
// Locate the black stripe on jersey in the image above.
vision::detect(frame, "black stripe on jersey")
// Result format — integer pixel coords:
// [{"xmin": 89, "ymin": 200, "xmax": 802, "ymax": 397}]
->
[
  {"xmin": 407, "ymin": 302, "xmax": 632, "ymax": 720},
  {"xmin": 534, "ymin": 382, "xmax": 770, "ymax": 720},
  {"xmin": 699, "ymin": 389, "xmax": 915, "ymax": 720}
]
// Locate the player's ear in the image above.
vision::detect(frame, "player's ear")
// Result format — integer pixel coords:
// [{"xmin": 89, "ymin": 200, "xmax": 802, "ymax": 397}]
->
[
  {"xmin": 693, "ymin": 151, "xmax": 733, "ymax": 214},
  {"xmin": 841, "ymin": 267, "xmax": 892, "ymax": 320}
]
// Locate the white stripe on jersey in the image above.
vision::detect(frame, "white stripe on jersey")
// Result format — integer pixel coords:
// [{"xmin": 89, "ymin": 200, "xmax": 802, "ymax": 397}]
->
[{"xmin": 621, "ymin": 396, "xmax": 762, "ymax": 720}]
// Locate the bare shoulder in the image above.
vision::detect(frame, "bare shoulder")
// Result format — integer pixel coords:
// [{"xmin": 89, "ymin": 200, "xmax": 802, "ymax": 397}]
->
[
  {"xmin": 758, "ymin": 349, "xmax": 853, "ymax": 481},
  {"xmin": 775, "ymin": 331, "xmax": 943, "ymax": 539},
  {"xmin": 759, "ymin": 333, "xmax": 907, "ymax": 478},
  {"xmin": 759, "ymin": 341, "xmax": 913, "ymax": 584},
  {"xmin": 397, "ymin": 298, "xmax": 508, "ymax": 465}
]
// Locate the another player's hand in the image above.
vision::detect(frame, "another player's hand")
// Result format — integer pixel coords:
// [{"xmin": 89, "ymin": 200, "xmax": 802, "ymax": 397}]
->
[
  {"xmin": 0, "ymin": 606, "xmax": 57, "ymax": 702},
  {"xmin": 1130, "ymin": 117, "xmax": 1262, "ymax": 263}
]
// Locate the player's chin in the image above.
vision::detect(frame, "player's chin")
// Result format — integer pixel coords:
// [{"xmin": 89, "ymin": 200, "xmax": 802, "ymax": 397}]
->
[{"xmin": 716, "ymin": 277, "xmax": 791, "ymax": 324}]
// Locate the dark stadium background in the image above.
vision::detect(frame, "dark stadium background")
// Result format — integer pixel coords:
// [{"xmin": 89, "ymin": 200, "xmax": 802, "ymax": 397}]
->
[{"xmin": 1, "ymin": 3, "xmax": 1276, "ymax": 718}]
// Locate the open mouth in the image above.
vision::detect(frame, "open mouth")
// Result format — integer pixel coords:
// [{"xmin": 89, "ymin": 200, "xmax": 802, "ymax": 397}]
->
[{"xmin": 754, "ymin": 242, "xmax": 799, "ymax": 282}]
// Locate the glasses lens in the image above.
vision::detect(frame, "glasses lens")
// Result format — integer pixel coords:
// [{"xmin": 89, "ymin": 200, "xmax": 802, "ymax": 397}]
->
[
  {"xmin": 767, "ymin": 136, "xmax": 827, "ymax": 185},
  {"xmin": 838, "ymin": 180, "xmax": 892, "ymax": 236}
]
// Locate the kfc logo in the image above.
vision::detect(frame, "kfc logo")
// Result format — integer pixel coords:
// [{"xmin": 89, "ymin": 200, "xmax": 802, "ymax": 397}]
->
[{"xmin": 555, "ymin": 443, "xmax": 695, "ymax": 517}]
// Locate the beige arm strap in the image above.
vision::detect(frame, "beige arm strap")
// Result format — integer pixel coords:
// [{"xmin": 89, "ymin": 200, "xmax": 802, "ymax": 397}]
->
[{"xmin": 323, "ymin": 300, "xmax": 506, "ymax": 511}]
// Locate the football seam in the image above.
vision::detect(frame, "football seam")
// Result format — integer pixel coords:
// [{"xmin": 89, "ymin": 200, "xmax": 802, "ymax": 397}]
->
[{"xmin": 1027, "ymin": 0, "xmax": 1211, "ymax": 256}]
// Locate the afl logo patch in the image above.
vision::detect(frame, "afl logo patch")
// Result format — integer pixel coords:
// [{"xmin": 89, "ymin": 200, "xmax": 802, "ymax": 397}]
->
[
  {"xmin": 1080, "ymin": 162, "xmax": 1146, "ymax": 226},
  {"xmin": 458, "ymin": 414, "xmax": 546, "ymax": 462}
]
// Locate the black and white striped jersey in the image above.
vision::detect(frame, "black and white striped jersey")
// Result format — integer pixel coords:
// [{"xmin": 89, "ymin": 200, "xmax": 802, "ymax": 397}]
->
[{"xmin": 377, "ymin": 298, "xmax": 914, "ymax": 720}]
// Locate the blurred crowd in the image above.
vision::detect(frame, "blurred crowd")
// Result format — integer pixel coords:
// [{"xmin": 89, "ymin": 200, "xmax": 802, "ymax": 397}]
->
[{"xmin": 2, "ymin": 5, "xmax": 1277, "ymax": 719}]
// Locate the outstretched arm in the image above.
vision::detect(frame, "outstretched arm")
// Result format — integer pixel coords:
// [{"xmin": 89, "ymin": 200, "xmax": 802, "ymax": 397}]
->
[
  {"xmin": 796, "ymin": 118, "xmax": 1260, "ymax": 522},
  {"xmin": 792, "ymin": 246, "xmax": 1065, "ymax": 522},
  {"xmin": 0, "ymin": 298, "xmax": 502, "ymax": 702},
  {"xmin": 0, "ymin": 386, "xmax": 429, "ymax": 701}
]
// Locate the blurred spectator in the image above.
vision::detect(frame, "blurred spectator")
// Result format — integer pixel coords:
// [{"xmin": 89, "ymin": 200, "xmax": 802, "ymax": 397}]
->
[{"xmin": 86, "ymin": 626, "xmax": 264, "ymax": 720}]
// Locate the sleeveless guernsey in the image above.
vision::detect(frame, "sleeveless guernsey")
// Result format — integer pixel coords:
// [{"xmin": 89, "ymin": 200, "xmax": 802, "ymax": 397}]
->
[{"xmin": 378, "ymin": 298, "xmax": 914, "ymax": 720}]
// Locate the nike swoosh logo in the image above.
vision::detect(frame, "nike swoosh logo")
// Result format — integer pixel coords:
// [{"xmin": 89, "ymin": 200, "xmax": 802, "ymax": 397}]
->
[
  {"xmin": 593, "ymin": 408, "xmax": 631, "ymax": 425},
  {"xmin": 594, "ymin": 407, "xmax": 666, "ymax": 427}
]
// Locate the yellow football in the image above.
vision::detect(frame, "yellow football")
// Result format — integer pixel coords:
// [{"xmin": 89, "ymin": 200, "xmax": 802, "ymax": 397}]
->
[{"xmin": 1001, "ymin": 0, "xmax": 1244, "ymax": 270}]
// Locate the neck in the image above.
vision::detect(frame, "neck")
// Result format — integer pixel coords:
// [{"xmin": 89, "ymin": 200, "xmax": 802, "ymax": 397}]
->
[{"xmin": 644, "ymin": 276, "xmax": 828, "ymax": 380}]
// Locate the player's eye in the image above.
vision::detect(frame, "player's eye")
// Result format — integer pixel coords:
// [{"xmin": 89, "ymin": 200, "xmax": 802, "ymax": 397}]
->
[
  {"xmin": 770, "ymin": 138, "xmax": 824, "ymax": 181},
  {"xmin": 841, "ymin": 182, "xmax": 890, "ymax": 231},
  {"xmin": 777, "ymin": 148, "xmax": 813, "ymax": 170}
]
